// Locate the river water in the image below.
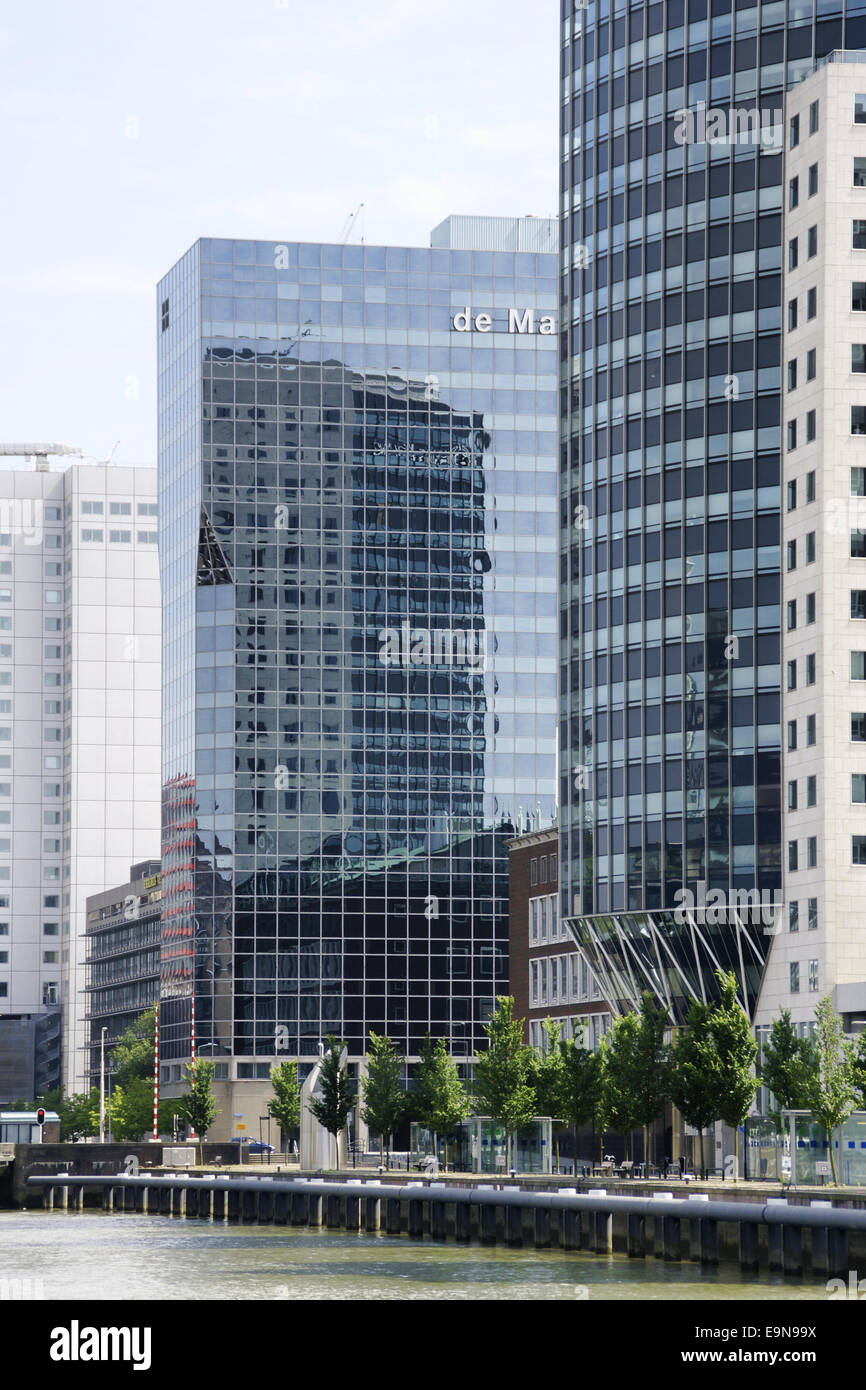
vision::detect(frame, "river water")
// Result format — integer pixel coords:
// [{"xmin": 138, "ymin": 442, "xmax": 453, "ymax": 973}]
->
[{"xmin": 0, "ymin": 1211, "xmax": 833, "ymax": 1300}]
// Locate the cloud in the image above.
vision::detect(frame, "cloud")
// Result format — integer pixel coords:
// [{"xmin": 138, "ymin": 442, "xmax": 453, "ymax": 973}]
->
[{"xmin": 0, "ymin": 260, "xmax": 158, "ymax": 300}]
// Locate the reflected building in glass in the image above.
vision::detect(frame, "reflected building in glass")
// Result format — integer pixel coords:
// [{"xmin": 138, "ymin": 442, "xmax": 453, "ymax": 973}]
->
[
  {"xmin": 559, "ymin": 0, "xmax": 866, "ymax": 1019},
  {"xmin": 156, "ymin": 217, "xmax": 558, "ymax": 1103}
]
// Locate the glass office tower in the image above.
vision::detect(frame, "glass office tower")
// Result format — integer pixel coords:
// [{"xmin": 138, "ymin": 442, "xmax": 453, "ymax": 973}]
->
[
  {"xmin": 560, "ymin": 1, "xmax": 866, "ymax": 1017},
  {"xmin": 157, "ymin": 219, "xmax": 558, "ymax": 1073}
]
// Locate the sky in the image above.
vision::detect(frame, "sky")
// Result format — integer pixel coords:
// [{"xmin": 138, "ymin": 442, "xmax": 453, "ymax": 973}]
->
[{"xmin": 0, "ymin": 0, "xmax": 558, "ymax": 469}]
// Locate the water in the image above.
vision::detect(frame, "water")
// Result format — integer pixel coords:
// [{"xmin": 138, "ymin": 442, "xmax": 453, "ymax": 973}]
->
[{"xmin": 0, "ymin": 1211, "xmax": 833, "ymax": 1300}]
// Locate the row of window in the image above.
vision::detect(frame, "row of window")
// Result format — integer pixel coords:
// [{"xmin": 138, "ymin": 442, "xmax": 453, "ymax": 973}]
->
[
  {"xmin": 788, "ymin": 837, "xmax": 817, "ymax": 872},
  {"xmin": 787, "ymin": 164, "xmax": 818, "ymax": 210},
  {"xmin": 528, "ymin": 851, "xmax": 557, "ymax": 886},
  {"xmin": 789, "ymin": 960, "xmax": 819, "ymax": 995},
  {"xmin": 785, "ymin": 592, "xmax": 815, "ymax": 629},
  {"xmin": 530, "ymin": 954, "xmax": 600, "ymax": 1008},
  {"xmin": 0, "ymin": 983, "xmax": 58, "ymax": 1004},
  {"xmin": 80, "ymin": 530, "xmax": 157, "ymax": 544},
  {"xmin": 529, "ymin": 893, "xmax": 562, "ymax": 944},
  {"xmin": 788, "ymin": 100, "xmax": 819, "ymax": 149},
  {"xmin": 0, "ymin": 922, "xmax": 59, "ymax": 937},
  {"xmin": 788, "ymin": 898, "xmax": 818, "ymax": 932},
  {"xmin": 785, "ymin": 533, "xmax": 815, "ymax": 570},
  {"xmin": 528, "ymin": 1014, "xmax": 608, "ymax": 1050},
  {"xmin": 80, "ymin": 502, "xmax": 157, "ymax": 517}
]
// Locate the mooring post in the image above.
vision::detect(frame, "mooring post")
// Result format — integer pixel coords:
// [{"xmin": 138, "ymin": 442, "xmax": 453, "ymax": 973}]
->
[
  {"xmin": 185, "ymin": 1186, "xmax": 198, "ymax": 1219},
  {"xmin": 124, "ymin": 1185, "xmax": 136, "ymax": 1212},
  {"xmin": 505, "ymin": 1203, "xmax": 523, "ymax": 1248},
  {"xmin": 59, "ymin": 1183, "xmax": 69, "ymax": 1211},
  {"xmin": 782, "ymin": 1221, "xmax": 803, "ymax": 1277},
  {"xmin": 364, "ymin": 1193, "xmax": 381, "ymax": 1232},
  {"xmin": 479, "ymin": 1201, "xmax": 498, "ymax": 1245},
  {"xmin": 274, "ymin": 1190, "xmax": 289, "ymax": 1225},
  {"xmin": 291, "ymin": 1189, "xmax": 308, "ymax": 1225},
  {"xmin": 627, "ymin": 1211, "xmax": 646, "ymax": 1258},
  {"xmin": 455, "ymin": 1200, "xmax": 471, "ymax": 1242},
  {"xmin": 828, "ymin": 1227, "xmax": 848, "ymax": 1280},
  {"xmin": 430, "ymin": 1196, "xmax": 447, "ymax": 1240},
  {"xmin": 386, "ymin": 1195, "xmax": 401, "ymax": 1235},
  {"xmin": 767, "ymin": 1198, "xmax": 787, "ymax": 1272},
  {"xmin": 327, "ymin": 1192, "xmax": 342, "ymax": 1229},
  {"xmin": 587, "ymin": 1189, "xmax": 611, "ymax": 1254},
  {"xmin": 535, "ymin": 1206, "xmax": 551, "ymax": 1249},
  {"xmin": 739, "ymin": 1219, "xmax": 759, "ymax": 1273},
  {"xmin": 686, "ymin": 1194, "xmax": 709, "ymax": 1262},
  {"xmin": 227, "ymin": 1187, "xmax": 239, "ymax": 1222},
  {"xmin": 809, "ymin": 1200, "xmax": 832, "ymax": 1276},
  {"xmin": 652, "ymin": 1193, "xmax": 674, "ymax": 1259},
  {"xmin": 345, "ymin": 1193, "xmax": 360, "ymax": 1231},
  {"xmin": 408, "ymin": 1198, "xmax": 424, "ymax": 1239}
]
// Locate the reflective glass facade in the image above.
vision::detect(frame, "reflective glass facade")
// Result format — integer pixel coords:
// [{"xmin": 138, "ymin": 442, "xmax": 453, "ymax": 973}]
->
[
  {"xmin": 560, "ymin": 1, "xmax": 866, "ymax": 929},
  {"xmin": 157, "ymin": 229, "xmax": 558, "ymax": 1061}
]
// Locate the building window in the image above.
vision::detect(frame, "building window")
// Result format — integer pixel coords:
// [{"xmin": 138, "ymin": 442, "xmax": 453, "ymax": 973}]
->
[
  {"xmin": 808, "ymin": 960, "xmax": 819, "ymax": 993},
  {"xmin": 550, "ymin": 853, "xmax": 557, "ymax": 880},
  {"xmin": 161, "ymin": 298, "xmax": 170, "ymax": 332},
  {"xmin": 788, "ymin": 841, "xmax": 798, "ymax": 872},
  {"xmin": 855, "ymin": 222, "xmax": 866, "ymax": 250},
  {"xmin": 806, "ymin": 775, "xmax": 816, "ymax": 807},
  {"xmin": 853, "ymin": 712, "xmax": 866, "ymax": 741},
  {"xmin": 852, "ymin": 591, "xmax": 866, "ymax": 620},
  {"xmin": 787, "ymin": 539, "xmax": 797, "ymax": 571},
  {"xmin": 854, "ymin": 283, "xmax": 866, "ymax": 312},
  {"xmin": 853, "ymin": 467, "xmax": 866, "ymax": 497},
  {"xmin": 853, "ymin": 531, "xmax": 866, "ymax": 559},
  {"xmin": 808, "ymin": 164, "xmax": 818, "ymax": 197},
  {"xmin": 109, "ymin": 502, "xmax": 131, "ymax": 516},
  {"xmin": 789, "ymin": 176, "xmax": 799, "ymax": 209},
  {"xmin": 137, "ymin": 503, "xmax": 158, "ymax": 517},
  {"xmin": 137, "ymin": 531, "xmax": 158, "ymax": 544},
  {"xmin": 806, "ymin": 471, "xmax": 816, "ymax": 502},
  {"xmin": 787, "ymin": 419, "xmax": 797, "ymax": 451},
  {"xmin": 108, "ymin": 530, "xmax": 132, "ymax": 543},
  {"xmin": 855, "ymin": 835, "xmax": 866, "ymax": 864},
  {"xmin": 852, "ymin": 652, "xmax": 866, "ymax": 680},
  {"xmin": 806, "ymin": 348, "xmax": 816, "ymax": 380},
  {"xmin": 809, "ymin": 99, "xmax": 819, "ymax": 133},
  {"xmin": 807, "ymin": 225, "xmax": 817, "ymax": 258},
  {"xmin": 808, "ymin": 897, "xmax": 818, "ymax": 929},
  {"xmin": 530, "ymin": 960, "xmax": 538, "ymax": 1005},
  {"xmin": 857, "ymin": 93, "xmax": 866, "ymax": 124},
  {"xmin": 787, "ymin": 659, "xmax": 797, "ymax": 691},
  {"xmin": 81, "ymin": 501, "xmax": 103, "ymax": 515},
  {"xmin": 788, "ymin": 298, "xmax": 798, "ymax": 331},
  {"xmin": 806, "ymin": 410, "xmax": 816, "ymax": 443},
  {"xmin": 787, "ymin": 599, "xmax": 797, "ymax": 630},
  {"xmin": 807, "ymin": 837, "xmax": 817, "ymax": 868},
  {"xmin": 530, "ymin": 898, "xmax": 538, "ymax": 943},
  {"xmin": 789, "ymin": 901, "xmax": 799, "ymax": 933},
  {"xmin": 787, "ymin": 720, "xmax": 797, "ymax": 751},
  {"xmin": 786, "ymin": 479, "xmax": 797, "ymax": 511},
  {"xmin": 805, "ymin": 532, "xmax": 815, "ymax": 563},
  {"xmin": 807, "ymin": 286, "xmax": 817, "ymax": 319},
  {"xmin": 790, "ymin": 962, "xmax": 800, "ymax": 994},
  {"xmin": 806, "ymin": 714, "xmax": 816, "ymax": 745},
  {"xmin": 787, "ymin": 359, "xmax": 797, "ymax": 392},
  {"xmin": 788, "ymin": 780, "xmax": 797, "ymax": 811},
  {"xmin": 806, "ymin": 593, "xmax": 815, "ymax": 624},
  {"xmin": 853, "ymin": 774, "xmax": 866, "ymax": 803},
  {"xmin": 853, "ymin": 407, "xmax": 866, "ymax": 435},
  {"xmin": 550, "ymin": 894, "xmax": 558, "ymax": 936},
  {"xmin": 540, "ymin": 856, "xmax": 547, "ymax": 884},
  {"xmin": 530, "ymin": 858, "xmax": 537, "ymax": 885},
  {"xmin": 790, "ymin": 114, "xmax": 800, "ymax": 148},
  {"xmin": 856, "ymin": 158, "xmax": 866, "ymax": 189},
  {"xmin": 80, "ymin": 529, "xmax": 103, "ymax": 543},
  {"xmin": 788, "ymin": 238, "xmax": 798, "ymax": 270}
]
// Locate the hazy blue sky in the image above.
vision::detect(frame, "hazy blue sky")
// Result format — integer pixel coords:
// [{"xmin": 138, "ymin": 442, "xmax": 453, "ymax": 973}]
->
[{"xmin": 0, "ymin": 0, "xmax": 557, "ymax": 468}]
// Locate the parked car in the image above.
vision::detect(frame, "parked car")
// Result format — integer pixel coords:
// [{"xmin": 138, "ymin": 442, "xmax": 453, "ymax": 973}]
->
[{"xmin": 229, "ymin": 1138, "xmax": 275, "ymax": 1155}]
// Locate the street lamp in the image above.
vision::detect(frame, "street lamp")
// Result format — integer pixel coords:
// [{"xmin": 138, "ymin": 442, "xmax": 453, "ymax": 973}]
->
[{"xmin": 99, "ymin": 1027, "xmax": 107, "ymax": 1143}]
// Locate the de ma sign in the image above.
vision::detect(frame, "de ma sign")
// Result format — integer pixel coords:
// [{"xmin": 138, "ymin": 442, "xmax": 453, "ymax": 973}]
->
[{"xmin": 452, "ymin": 307, "xmax": 556, "ymax": 335}]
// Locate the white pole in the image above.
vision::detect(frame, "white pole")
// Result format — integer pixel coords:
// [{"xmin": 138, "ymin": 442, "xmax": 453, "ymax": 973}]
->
[{"xmin": 99, "ymin": 1027, "xmax": 107, "ymax": 1143}]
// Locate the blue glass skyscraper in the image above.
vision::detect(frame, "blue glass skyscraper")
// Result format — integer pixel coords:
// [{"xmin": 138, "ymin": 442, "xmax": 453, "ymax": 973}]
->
[
  {"xmin": 156, "ymin": 217, "xmax": 558, "ymax": 1081},
  {"xmin": 559, "ymin": 1, "xmax": 866, "ymax": 1018}
]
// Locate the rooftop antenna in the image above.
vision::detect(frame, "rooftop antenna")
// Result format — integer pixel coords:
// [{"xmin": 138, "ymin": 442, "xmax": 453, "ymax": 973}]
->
[{"xmin": 338, "ymin": 203, "xmax": 364, "ymax": 245}]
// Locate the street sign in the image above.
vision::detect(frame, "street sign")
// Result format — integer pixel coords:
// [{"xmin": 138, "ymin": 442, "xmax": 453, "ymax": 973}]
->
[
  {"xmin": 236, "ymin": 1124, "xmax": 246, "ymax": 1132},
  {"xmin": 815, "ymin": 1161, "xmax": 831, "ymax": 1176}
]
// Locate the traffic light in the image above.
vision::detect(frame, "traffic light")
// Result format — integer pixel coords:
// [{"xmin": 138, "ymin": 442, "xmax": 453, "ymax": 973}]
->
[{"xmin": 36, "ymin": 1108, "xmax": 45, "ymax": 1125}]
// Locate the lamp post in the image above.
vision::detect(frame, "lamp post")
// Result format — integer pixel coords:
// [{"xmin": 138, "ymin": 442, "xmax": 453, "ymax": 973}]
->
[{"xmin": 99, "ymin": 1026, "xmax": 107, "ymax": 1143}]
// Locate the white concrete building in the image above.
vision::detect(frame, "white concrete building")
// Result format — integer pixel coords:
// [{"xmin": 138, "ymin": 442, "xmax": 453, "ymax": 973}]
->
[
  {"xmin": 755, "ymin": 54, "xmax": 866, "ymax": 1036},
  {"xmin": 0, "ymin": 456, "xmax": 161, "ymax": 1093}
]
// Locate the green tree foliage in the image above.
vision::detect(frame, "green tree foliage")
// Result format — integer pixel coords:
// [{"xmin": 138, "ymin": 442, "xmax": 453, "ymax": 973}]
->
[
  {"xmin": 110, "ymin": 1008, "xmax": 157, "ymax": 1088},
  {"xmin": 177, "ymin": 1060, "xmax": 218, "ymax": 1162},
  {"xmin": 603, "ymin": 1013, "xmax": 643, "ymax": 1158},
  {"xmin": 602, "ymin": 995, "xmax": 671, "ymax": 1164},
  {"xmin": 806, "ymin": 996, "xmax": 858, "ymax": 1185},
  {"xmin": 546, "ymin": 1021, "xmax": 607, "ymax": 1165},
  {"xmin": 850, "ymin": 1030, "xmax": 866, "ymax": 1111},
  {"xmin": 760, "ymin": 1008, "xmax": 814, "ymax": 1130},
  {"xmin": 109, "ymin": 1078, "xmax": 174, "ymax": 1141},
  {"xmin": 307, "ymin": 1036, "xmax": 357, "ymax": 1169},
  {"xmin": 413, "ymin": 1035, "xmax": 471, "ymax": 1171},
  {"xmin": 268, "ymin": 1062, "xmax": 301, "ymax": 1160},
  {"xmin": 529, "ymin": 1020, "xmax": 569, "ymax": 1170},
  {"xmin": 669, "ymin": 999, "xmax": 719, "ymax": 1177},
  {"xmin": 472, "ymin": 996, "xmax": 537, "ymax": 1170},
  {"xmin": 57, "ymin": 1090, "xmax": 100, "ymax": 1141},
  {"xmin": 709, "ymin": 971, "xmax": 759, "ymax": 1172},
  {"xmin": 360, "ymin": 1032, "xmax": 407, "ymax": 1166}
]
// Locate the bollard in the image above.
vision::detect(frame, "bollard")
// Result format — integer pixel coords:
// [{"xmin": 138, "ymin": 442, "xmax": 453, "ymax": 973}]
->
[
  {"xmin": 652, "ymin": 1194, "xmax": 674, "ymax": 1260},
  {"xmin": 663, "ymin": 1215, "xmax": 681, "ymax": 1262},
  {"xmin": 242, "ymin": 1187, "xmax": 258, "ymax": 1224},
  {"xmin": 274, "ymin": 1190, "xmax": 289, "ymax": 1225},
  {"xmin": 560, "ymin": 1207, "xmax": 581, "ymax": 1251},
  {"xmin": 430, "ymin": 1199, "xmax": 447, "ymax": 1241},
  {"xmin": 160, "ymin": 1185, "xmax": 172, "ymax": 1215},
  {"xmin": 345, "ymin": 1194, "xmax": 360, "ymax": 1232},
  {"xmin": 767, "ymin": 1198, "xmax": 787, "ymax": 1272},
  {"xmin": 386, "ymin": 1197, "xmax": 402, "ymax": 1235},
  {"xmin": 59, "ymin": 1184, "xmax": 69, "ymax": 1211},
  {"xmin": 782, "ymin": 1221, "xmax": 803, "ymax": 1277},
  {"xmin": 505, "ymin": 1204, "xmax": 523, "ymax": 1248},
  {"xmin": 327, "ymin": 1193, "xmax": 342, "ymax": 1229},
  {"xmin": 185, "ymin": 1186, "xmax": 199, "ymax": 1219},
  {"xmin": 364, "ymin": 1194, "xmax": 381, "ymax": 1233},
  {"xmin": 212, "ymin": 1188, "xmax": 226, "ymax": 1222},
  {"xmin": 828, "ymin": 1227, "xmax": 848, "ymax": 1280},
  {"xmin": 699, "ymin": 1219, "xmax": 719, "ymax": 1267},
  {"xmin": 257, "ymin": 1188, "xmax": 274, "ymax": 1224},
  {"xmin": 588, "ymin": 1190, "xmax": 611, "ymax": 1255},
  {"xmin": 809, "ymin": 1201, "xmax": 832, "ymax": 1276},
  {"xmin": 308, "ymin": 1193, "xmax": 323, "ymax": 1228},
  {"xmin": 291, "ymin": 1190, "xmax": 308, "ymax": 1225},
  {"xmin": 686, "ymin": 1194, "xmax": 709, "ymax": 1262},
  {"xmin": 627, "ymin": 1211, "xmax": 646, "ymax": 1258},
  {"xmin": 226, "ymin": 1188, "xmax": 239, "ymax": 1223},
  {"xmin": 124, "ymin": 1185, "xmax": 136, "ymax": 1213},
  {"xmin": 101, "ymin": 1186, "xmax": 110, "ymax": 1213},
  {"xmin": 535, "ymin": 1207, "xmax": 551, "ymax": 1250},
  {"xmin": 739, "ymin": 1220, "xmax": 759, "ymax": 1273},
  {"xmin": 455, "ymin": 1201, "xmax": 471, "ymax": 1243}
]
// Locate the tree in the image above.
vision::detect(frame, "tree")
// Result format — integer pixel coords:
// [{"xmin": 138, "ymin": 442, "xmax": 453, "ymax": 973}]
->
[
  {"xmin": 413, "ymin": 1034, "xmax": 471, "ymax": 1172},
  {"xmin": 850, "ymin": 1030, "xmax": 866, "ymax": 1111},
  {"xmin": 360, "ymin": 1033, "xmax": 407, "ymax": 1168},
  {"xmin": 268, "ymin": 1062, "xmax": 301, "ymax": 1161},
  {"xmin": 307, "ymin": 1036, "xmax": 356, "ymax": 1170},
  {"xmin": 669, "ymin": 999, "xmax": 719, "ymax": 1178},
  {"xmin": 806, "ymin": 996, "xmax": 858, "ymax": 1186},
  {"xmin": 111, "ymin": 1008, "xmax": 157, "ymax": 1088},
  {"xmin": 57, "ymin": 1090, "xmax": 100, "ymax": 1141},
  {"xmin": 472, "ymin": 996, "xmax": 537, "ymax": 1171},
  {"xmin": 761, "ymin": 1008, "xmax": 813, "ymax": 1131},
  {"xmin": 529, "ymin": 1020, "xmax": 568, "ymax": 1171},
  {"xmin": 603, "ymin": 1013, "xmax": 643, "ymax": 1160},
  {"xmin": 708, "ymin": 971, "xmax": 759, "ymax": 1175},
  {"xmin": 558, "ymin": 1022, "xmax": 606, "ymax": 1167},
  {"xmin": 177, "ymin": 1060, "xmax": 218, "ymax": 1164},
  {"xmin": 109, "ymin": 1078, "xmax": 175, "ymax": 1142}
]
